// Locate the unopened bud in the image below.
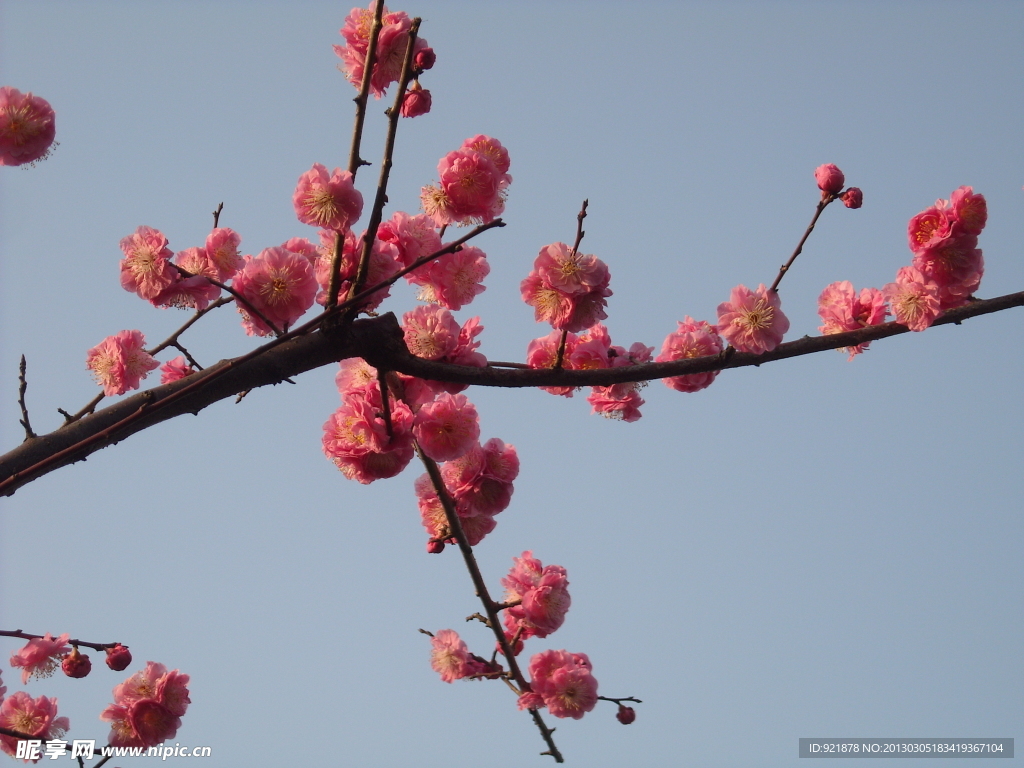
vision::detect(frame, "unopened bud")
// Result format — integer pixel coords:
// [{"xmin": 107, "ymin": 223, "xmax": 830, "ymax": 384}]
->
[
  {"xmin": 61, "ymin": 647, "xmax": 92, "ymax": 678},
  {"xmin": 814, "ymin": 163, "xmax": 845, "ymax": 194},
  {"xmin": 616, "ymin": 704, "xmax": 636, "ymax": 724},
  {"xmin": 414, "ymin": 47, "xmax": 436, "ymax": 71},
  {"xmin": 105, "ymin": 643, "xmax": 132, "ymax": 671},
  {"xmin": 400, "ymin": 84, "xmax": 432, "ymax": 118},
  {"xmin": 841, "ymin": 187, "xmax": 863, "ymax": 209},
  {"xmin": 426, "ymin": 539, "xmax": 445, "ymax": 554}
]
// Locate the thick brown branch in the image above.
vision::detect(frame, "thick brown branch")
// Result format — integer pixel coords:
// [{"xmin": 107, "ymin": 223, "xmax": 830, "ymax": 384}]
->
[{"xmin": 2, "ymin": 290, "xmax": 1021, "ymax": 495}]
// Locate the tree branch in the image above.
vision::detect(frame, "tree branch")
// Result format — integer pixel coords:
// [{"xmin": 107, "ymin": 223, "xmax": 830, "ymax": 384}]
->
[{"xmin": 2, "ymin": 290, "xmax": 1021, "ymax": 496}]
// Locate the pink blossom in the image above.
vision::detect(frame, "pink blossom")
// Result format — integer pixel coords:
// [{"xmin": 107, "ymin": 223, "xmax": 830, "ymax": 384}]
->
[
  {"xmin": 534, "ymin": 242, "xmax": 611, "ymax": 297},
  {"xmin": 616, "ymin": 705, "xmax": 637, "ymax": 724},
  {"xmin": 232, "ymin": 247, "xmax": 318, "ymax": 335},
  {"xmin": 817, "ymin": 281, "xmax": 889, "ymax": 359},
  {"xmin": 528, "ymin": 649, "xmax": 599, "ymax": 720},
  {"xmin": 520, "ymin": 272, "xmax": 611, "ymax": 333},
  {"xmin": 410, "ymin": 246, "xmax": 490, "ymax": 310},
  {"xmin": 335, "ymin": 357, "xmax": 380, "ymax": 395},
  {"xmin": 151, "ymin": 247, "xmax": 221, "ymax": 310},
  {"xmin": 0, "ymin": 87, "xmax": 56, "ymax": 166},
  {"xmin": 907, "ymin": 202, "xmax": 955, "ymax": 253},
  {"xmin": 440, "ymin": 438, "xmax": 519, "ymax": 516},
  {"xmin": 657, "ymin": 317, "xmax": 724, "ymax": 392},
  {"xmin": 119, "ymin": 226, "xmax": 178, "ymax": 301},
  {"xmin": 949, "ymin": 186, "xmax": 987, "ymax": 235},
  {"xmin": 526, "ymin": 331, "xmax": 578, "ymax": 397},
  {"xmin": 204, "ymin": 227, "xmax": 244, "ymax": 281},
  {"xmin": 86, "ymin": 330, "xmax": 159, "ymax": 396},
  {"xmin": 402, "ymin": 305, "xmax": 460, "ymax": 360},
  {"xmin": 716, "ymin": 284, "xmax": 789, "ymax": 354},
  {"xmin": 422, "ymin": 138, "xmax": 511, "ymax": 227},
  {"xmin": 322, "ymin": 384, "xmax": 415, "ymax": 484},
  {"xmin": 334, "ymin": 5, "xmax": 431, "ymax": 98},
  {"xmin": 814, "ymin": 163, "xmax": 845, "ymax": 194},
  {"xmin": 502, "ymin": 551, "xmax": 571, "ymax": 638},
  {"xmin": 9, "ymin": 633, "xmax": 70, "ymax": 684},
  {"xmin": 0, "ymin": 693, "xmax": 69, "ymax": 758},
  {"xmin": 160, "ymin": 356, "xmax": 195, "ymax": 384},
  {"xmin": 379, "ymin": 211, "xmax": 442, "ymax": 268},
  {"xmin": 911, "ymin": 234, "xmax": 983, "ymax": 309},
  {"xmin": 312, "ymin": 229, "xmax": 401, "ymax": 311},
  {"xmin": 413, "ymin": 393, "xmax": 481, "ymax": 461},
  {"xmin": 104, "ymin": 661, "xmax": 190, "ymax": 749},
  {"xmin": 416, "ymin": 473, "xmax": 497, "ymax": 547},
  {"xmin": 841, "ymin": 187, "xmax": 863, "ymax": 209},
  {"xmin": 414, "ymin": 47, "xmax": 436, "ymax": 71},
  {"xmin": 883, "ymin": 266, "xmax": 942, "ymax": 331},
  {"xmin": 400, "ymin": 83, "xmax": 431, "ymax": 117},
  {"xmin": 429, "ymin": 630, "xmax": 475, "ymax": 683},
  {"xmin": 293, "ymin": 164, "xmax": 363, "ymax": 232},
  {"xmin": 517, "ymin": 691, "xmax": 545, "ymax": 711}
]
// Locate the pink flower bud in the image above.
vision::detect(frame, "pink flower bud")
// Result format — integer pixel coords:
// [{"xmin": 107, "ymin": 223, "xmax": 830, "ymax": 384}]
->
[
  {"xmin": 616, "ymin": 705, "xmax": 636, "ymax": 724},
  {"xmin": 414, "ymin": 47, "xmax": 436, "ymax": 71},
  {"xmin": 814, "ymin": 163, "xmax": 845, "ymax": 194},
  {"xmin": 105, "ymin": 643, "xmax": 132, "ymax": 671},
  {"xmin": 426, "ymin": 539, "xmax": 445, "ymax": 554},
  {"xmin": 841, "ymin": 187, "xmax": 863, "ymax": 209},
  {"xmin": 61, "ymin": 647, "xmax": 92, "ymax": 678},
  {"xmin": 400, "ymin": 84, "xmax": 432, "ymax": 118}
]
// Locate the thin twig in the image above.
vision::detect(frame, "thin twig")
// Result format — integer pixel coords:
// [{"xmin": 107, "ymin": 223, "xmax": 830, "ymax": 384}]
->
[
  {"xmin": 342, "ymin": 17, "xmax": 423, "ymax": 312},
  {"xmin": 0, "ymin": 629, "xmax": 120, "ymax": 652},
  {"xmin": 770, "ymin": 192, "xmax": 835, "ymax": 293},
  {"xmin": 17, "ymin": 356, "xmax": 36, "ymax": 440},
  {"xmin": 569, "ymin": 199, "xmax": 588, "ymax": 257},
  {"xmin": 146, "ymin": 297, "xmax": 232, "ymax": 357},
  {"xmin": 553, "ymin": 331, "xmax": 569, "ymax": 370},
  {"xmin": 170, "ymin": 264, "xmax": 282, "ymax": 337},
  {"xmin": 347, "ymin": 0, "xmax": 386, "ymax": 177},
  {"xmin": 58, "ymin": 393, "xmax": 104, "ymax": 426},
  {"xmin": 416, "ymin": 443, "xmax": 564, "ymax": 762},
  {"xmin": 376, "ymin": 368, "xmax": 394, "ymax": 441},
  {"xmin": 212, "ymin": 202, "xmax": 223, "ymax": 228}
]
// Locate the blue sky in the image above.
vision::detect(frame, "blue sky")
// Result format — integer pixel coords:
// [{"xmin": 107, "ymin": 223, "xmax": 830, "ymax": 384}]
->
[{"xmin": 2, "ymin": 2, "xmax": 1022, "ymax": 766}]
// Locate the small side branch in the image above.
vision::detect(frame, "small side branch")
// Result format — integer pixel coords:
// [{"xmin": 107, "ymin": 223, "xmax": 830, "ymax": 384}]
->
[
  {"xmin": 212, "ymin": 202, "xmax": 223, "ymax": 228},
  {"xmin": 770, "ymin": 193, "xmax": 834, "ymax": 293},
  {"xmin": 347, "ymin": 0, "xmax": 386, "ymax": 177},
  {"xmin": 17, "ymin": 356, "xmax": 36, "ymax": 440}
]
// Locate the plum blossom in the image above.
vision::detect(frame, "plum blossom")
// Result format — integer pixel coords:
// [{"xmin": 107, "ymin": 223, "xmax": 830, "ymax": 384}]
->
[
  {"xmin": 716, "ymin": 284, "xmax": 789, "ymax": 354},
  {"xmin": 841, "ymin": 187, "xmax": 863, "ymax": 209},
  {"xmin": 61, "ymin": 647, "xmax": 91, "ymax": 678},
  {"xmin": 421, "ymin": 136, "xmax": 511, "ymax": 227},
  {"xmin": 502, "ymin": 551, "xmax": 571, "ymax": 640},
  {"xmin": 159, "ymin": 356, "xmax": 195, "ymax": 384},
  {"xmin": 86, "ymin": 331, "xmax": 159, "ymax": 396},
  {"xmin": 378, "ymin": 211, "xmax": 442, "ymax": 268},
  {"xmin": 232, "ymin": 247, "xmax": 318, "ymax": 335},
  {"xmin": 334, "ymin": 4, "xmax": 432, "ymax": 98},
  {"xmin": 657, "ymin": 317, "xmax": 724, "ymax": 392},
  {"xmin": 408, "ymin": 246, "xmax": 490, "ymax": 310},
  {"xmin": 322, "ymin": 381, "xmax": 415, "ymax": 484},
  {"xmin": 817, "ymin": 281, "xmax": 888, "ymax": 359},
  {"xmin": 102, "ymin": 661, "xmax": 190, "ymax": 749},
  {"xmin": 0, "ymin": 693, "xmax": 69, "ymax": 759},
  {"xmin": 617, "ymin": 705, "xmax": 637, "ymax": 724},
  {"xmin": 413, "ymin": 393, "xmax": 480, "ymax": 462},
  {"xmin": 883, "ymin": 266, "xmax": 942, "ymax": 332},
  {"xmin": 586, "ymin": 338, "xmax": 652, "ymax": 423},
  {"xmin": 151, "ymin": 247, "xmax": 221, "ymax": 311},
  {"xmin": 521, "ymin": 243, "xmax": 612, "ymax": 333},
  {"xmin": 527, "ymin": 649, "xmax": 599, "ymax": 720},
  {"xmin": 9, "ymin": 633, "xmax": 70, "ymax": 684},
  {"xmin": 429, "ymin": 630, "xmax": 474, "ymax": 683},
  {"xmin": 119, "ymin": 226, "xmax": 178, "ymax": 301},
  {"xmin": 105, "ymin": 644, "xmax": 132, "ymax": 671},
  {"xmin": 0, "ymin": 87, "xmax": 56, "ymax": 166},
  {"xmin": 526, "ymin": 330, "xmax": 579, "ymax": 397},
  {"xmin": 204, "ymin": 227, "xmax": 244, "ymax": 281},
  {"xmin": 293, "ymin": 164, "xmax": 363, "ymax": 233},
  {"xmin": 402, "ymin": 305, "xmax": 460, "ymax": 360}
]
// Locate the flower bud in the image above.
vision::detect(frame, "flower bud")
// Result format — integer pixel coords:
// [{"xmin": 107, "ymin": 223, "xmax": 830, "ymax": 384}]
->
[
  {"xmin": 61, "ymin": 647, "xmax": 92, "ymax": 678},
  {"xmin": 814, "ymin": 163, "xmax": 845, "ymax": 194},
  {"xmin": 105, "ymin": 643, "xmax": 132, "ymax": 671},
  {"xmin": 400, "ymin": 84, "xmax": 432, "ymax": 118},
  {"xmin": 426, "ymin": 539, "xmax": 445, "ymax": 554},
  {"xmin": 414, "ymin": 47, "xmax": 436, "ymax": 71},
  {"xmin": 616, "ymin": 704, "xmax": 636, "ymax": 724},
  {"xmin": 841, "ymin": 187, "xmax": 863, "ymax": 209}
]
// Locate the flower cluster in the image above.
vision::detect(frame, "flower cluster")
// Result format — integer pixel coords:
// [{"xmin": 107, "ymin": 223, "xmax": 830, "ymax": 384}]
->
[
  {"xmin": 884, "ymin": 186, "xmax": 987, "ymax": 331},
  {"xmin": 421, "ymin": 136, "xmax": 511, "ymax": 227},
  {"xmin": 501, "ymin": 552, "xmax": 571, "ymax": 644},
  {"xmin": 0, "ymin": 87, "xmax": 56, "ymax": 166},
  {"xmin": 518, "ymin": 650, "xmax": 599, "ymax": 720},
  {"xmin": 334, "ymin": 3, "xmax": 433, "ymax": 102},
  {"xmin": 100, "ymin": 662, "xmax": 190, "ymax": 749},
  {"xmin": 656, "ymin": 317, "xmax": 724, "ymax": 392},
  {"xmin": 716, "ymin": 283, "xmax": 790, "ymax": 354},
  {"xmin": 521, "ymin": 242, "xmax": 612, "ymax": 333}
]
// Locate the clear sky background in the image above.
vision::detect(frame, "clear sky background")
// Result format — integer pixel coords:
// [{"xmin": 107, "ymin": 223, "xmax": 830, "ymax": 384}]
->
[{"xmin": 1, "ymin": 2, "xmax": 1022, "ymax": 766}]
